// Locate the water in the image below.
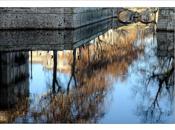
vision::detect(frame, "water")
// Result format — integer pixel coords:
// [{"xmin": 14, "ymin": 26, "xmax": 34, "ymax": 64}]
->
[{"xmin": 0, "ymin": 23, "xmax": 174, "ymax": 123}]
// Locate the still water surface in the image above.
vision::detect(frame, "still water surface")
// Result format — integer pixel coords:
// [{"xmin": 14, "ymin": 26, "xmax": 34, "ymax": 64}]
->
[{"xmin": 0, "ymin": 23, "xmax": 174, "ymax": 123}]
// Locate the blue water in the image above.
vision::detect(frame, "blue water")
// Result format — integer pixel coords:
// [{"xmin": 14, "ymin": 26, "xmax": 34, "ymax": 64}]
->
[
  {"xmin": 0, "ymin": 26, "xmax": 174, "ymax": 123},
  {"xmin": 21, "ymin": 33, "xmax": 174, "ymax": 123}
]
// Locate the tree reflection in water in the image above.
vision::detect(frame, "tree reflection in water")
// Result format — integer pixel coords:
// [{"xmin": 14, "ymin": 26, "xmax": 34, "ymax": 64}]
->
[
  {"xmin": 28, "ymin": 24, "xmax": 148, "ymax": 123},
  {"xmin": 131, "ymin": 32, "xmax": 174, "ymax": 123},
  {"xmin": 0, "ymin": 23, "xmax": 163, "ymax": 123}
]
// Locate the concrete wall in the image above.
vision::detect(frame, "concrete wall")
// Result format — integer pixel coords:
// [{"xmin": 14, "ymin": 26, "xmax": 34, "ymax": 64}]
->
[
  {"xmin": 0, "ymin": 8, "xmax": 119, "ymax": 29},
  {"xmin": 157, "ymin": 8, "xmax": 175, "ymax": 31}
]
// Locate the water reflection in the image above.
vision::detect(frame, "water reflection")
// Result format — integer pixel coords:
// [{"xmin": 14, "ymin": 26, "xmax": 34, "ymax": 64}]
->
[
  {"xmin": 0, "ymin": 51, "xmax": 29, "ymax": 122},
  {"xmin": 128, "ymin": 31, "xmax": 174, "ymax": 123},
  {"xmin": 0, "ymin": 23, "xmax": 174, "ymax": 123}
]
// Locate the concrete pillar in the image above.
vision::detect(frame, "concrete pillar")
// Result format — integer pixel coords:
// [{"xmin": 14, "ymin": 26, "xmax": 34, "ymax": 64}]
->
[{"xmin": 157, "ymin": 31, "xmax": 174, "ymax": 57}]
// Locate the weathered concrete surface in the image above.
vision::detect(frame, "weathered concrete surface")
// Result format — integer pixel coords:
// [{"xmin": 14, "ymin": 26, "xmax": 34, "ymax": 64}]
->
[
  {"xmin": 157, "ymin": 31, "xmax": 174, "ymax": 57},
  {"xmin": 0, "ymin": 7, "xmax": 174, "ymax": 31},
  {"xmin": 0, "ymin": 8, "xmax": 119, "ymax": 29},
  {"xmin": 157, "ymin": 8, "xmax": 175, "ymax": 31},
  {"xmin": 0, "ymin": 18, "xmax": 123, "ymax": 51}
]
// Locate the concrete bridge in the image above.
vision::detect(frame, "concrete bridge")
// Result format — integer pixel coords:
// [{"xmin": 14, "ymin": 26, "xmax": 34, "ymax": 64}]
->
[
  {"xmin": 0, "ymin": 7, "xmax": 174, "ymax": 122},
  {"xmin": 0, "ymin": 8, "xmax": 119, "ymax": 29},
  {"xmin": 0, "ymin": 7, "xmax": 174, "ymax": 52},
  {"xmin": 0, "ymin": 7, "xmax": 174, "ymax": 31}
]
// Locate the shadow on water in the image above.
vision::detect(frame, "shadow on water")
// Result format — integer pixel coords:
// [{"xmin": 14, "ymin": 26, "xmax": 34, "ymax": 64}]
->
[
  {"xmin": 0, "ymin": 51, "xmax": 30, "ymax": 122},
  {"xmin": 0, "ymin": 22, "xmax": 174, "ymax": 123}
]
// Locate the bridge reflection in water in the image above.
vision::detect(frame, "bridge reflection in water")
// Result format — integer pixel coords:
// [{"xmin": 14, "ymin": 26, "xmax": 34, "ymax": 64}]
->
[{"xmin": 0, "ymin": 21, "xmax": 174, "ymax": 123}]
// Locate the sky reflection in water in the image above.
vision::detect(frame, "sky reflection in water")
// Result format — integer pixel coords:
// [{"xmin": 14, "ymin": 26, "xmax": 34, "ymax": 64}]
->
[{"xmin": 0, "ymin": 23, "xmax": 174, "ymax": 123}]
